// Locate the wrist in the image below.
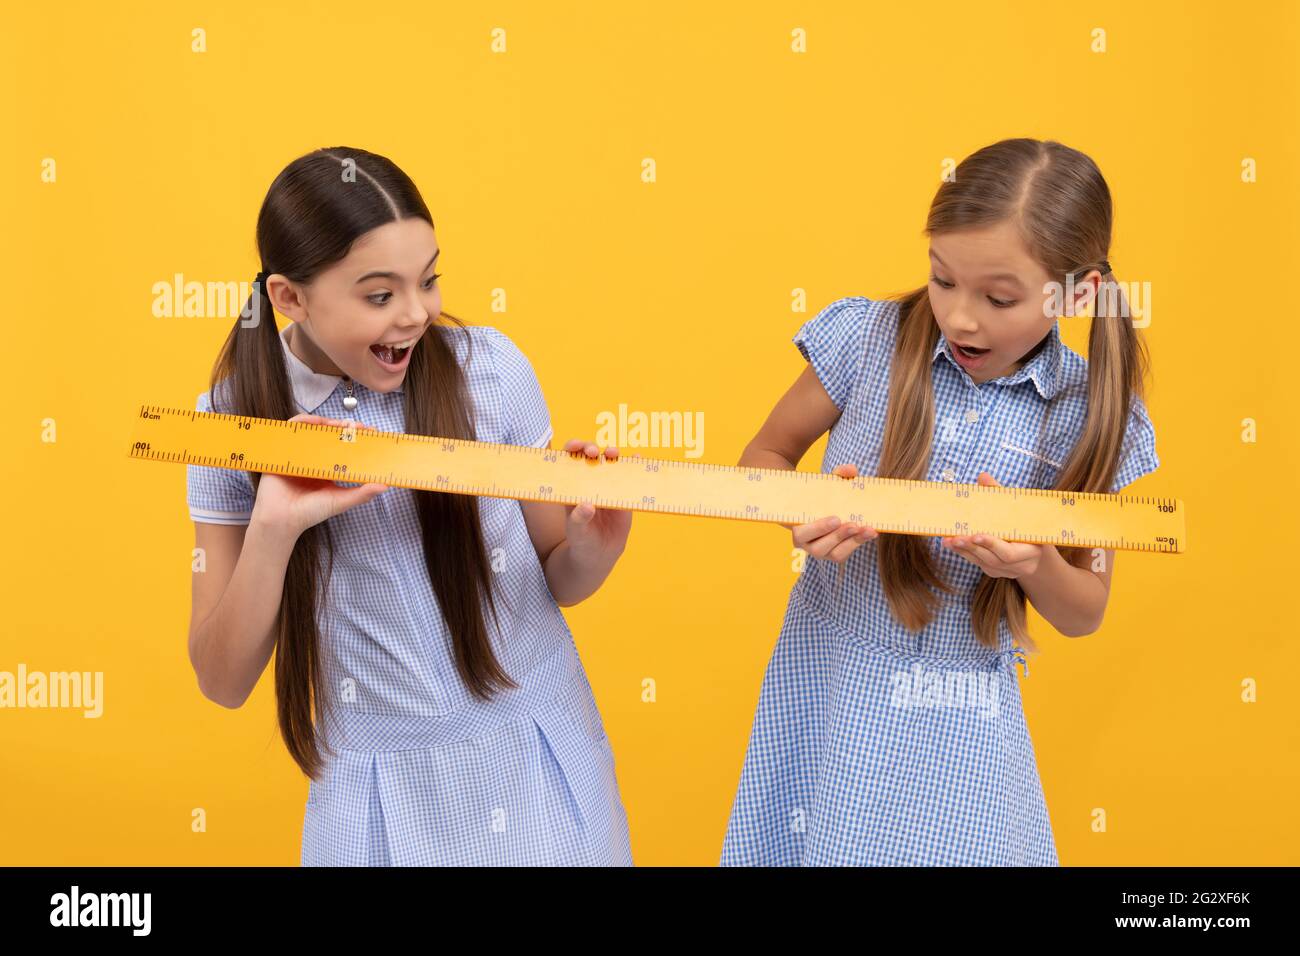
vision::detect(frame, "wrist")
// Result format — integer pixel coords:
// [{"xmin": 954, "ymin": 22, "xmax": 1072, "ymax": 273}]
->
[
  {"xmin": 1017, "ymin": 544, "xmax": 1059, "ymax": 590},
  {"xmin": 248, "ymin": 510, "xmax": 302, "ymax": 554}
]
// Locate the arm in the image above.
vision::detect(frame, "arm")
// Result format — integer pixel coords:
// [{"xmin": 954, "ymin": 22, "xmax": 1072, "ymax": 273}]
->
[
  {"xmin": 1018, "ymin": 544, "xmax": 1114, "ymax": 638},
  {"xmin": 187, "ymin": 414, "xmax": 387, "ymax": 708},
  {"xmin": 188, "ymin": 517, "xmax": 298, "ymax": 708},
  {"xmin": 520, "ymin": 499, "xmax": 623, "ymax": 607},
  {"xmin": 944, "ymin": 474, "xmax": 1117, "ymax": 638},
  {"xmin": 537, "ymin": 527, "xmax": 622, "ymax": 607},
  {"xmin": 520, "ymin": 439, "xmax": 630, "ymax": 607},
  {"xmin": 738, "ymin": 364, "xmax": 843, "ymax": 471},
  {"xmin": 739, "ymin": 363, "xmax": 876, "ymax": 558}
]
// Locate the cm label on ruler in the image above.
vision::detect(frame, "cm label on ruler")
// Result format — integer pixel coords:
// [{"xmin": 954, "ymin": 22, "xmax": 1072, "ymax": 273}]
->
[{"xmin": 129, "ymin": 405, "xmax": 1186, "ymax": 554}]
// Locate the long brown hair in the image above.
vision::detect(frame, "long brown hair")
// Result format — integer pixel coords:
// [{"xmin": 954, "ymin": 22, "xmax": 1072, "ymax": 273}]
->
[
  {"xmin": 869, "ymin": 137, "xmax": 1150, "ymax": 651},
  {"xmin": 207, "ymin": 147, "xmax": 514, "ymax": 779}
]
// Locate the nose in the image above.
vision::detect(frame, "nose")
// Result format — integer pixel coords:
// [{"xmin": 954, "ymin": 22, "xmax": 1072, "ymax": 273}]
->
[
  {"xmin": 947, "ymin": 305, "xmax": 981, "ymax": 336},
  {"xmin": 404, "ymin": 299, "xmax": 432, "ymax": 327}
]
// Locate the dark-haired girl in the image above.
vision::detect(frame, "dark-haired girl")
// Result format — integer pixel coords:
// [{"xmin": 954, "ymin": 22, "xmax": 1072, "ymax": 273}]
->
[{"xmin": 186, "ymin": 147, "xmax": 633, "ymax": 866}]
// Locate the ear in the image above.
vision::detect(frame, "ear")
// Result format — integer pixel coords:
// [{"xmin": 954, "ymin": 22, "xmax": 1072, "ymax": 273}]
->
[
  {"xmin": 1070, "ymin": 269, "xmax": 1104, "ymax": 316},
  {"xmin": 266, "ymin": 277, "xmax": 308, "ymax": 322}
]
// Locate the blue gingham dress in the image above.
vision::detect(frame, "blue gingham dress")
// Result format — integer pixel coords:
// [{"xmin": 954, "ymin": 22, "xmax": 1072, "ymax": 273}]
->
[
  {"xmin": 187, "ymin": 322, "xmax": 633, "ymax": 866},
  {"xmin": 721, "ymin": 296, "xmax": 1160, "ymax": 866}
]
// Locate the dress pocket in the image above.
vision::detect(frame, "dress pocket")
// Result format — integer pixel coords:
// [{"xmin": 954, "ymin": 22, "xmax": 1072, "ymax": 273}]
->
[{"xmin": 992, "ymin": 426, "xmax": 1073, "ymax": 490}]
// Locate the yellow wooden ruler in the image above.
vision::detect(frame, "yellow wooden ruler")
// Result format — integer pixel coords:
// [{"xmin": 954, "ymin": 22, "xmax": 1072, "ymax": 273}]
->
[{"xmin": 128, "ymin": 405, "xmax": 1185, "ymax": 553}]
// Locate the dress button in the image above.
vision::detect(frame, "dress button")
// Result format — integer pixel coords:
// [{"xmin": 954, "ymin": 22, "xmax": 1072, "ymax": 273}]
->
[
  {"xmin": 941, "ymin": 468, "xmax": 956, "ymax": 482},
  {"xmin": 964, "ymin": 409, "xmax": 980, "ymax": 423}
]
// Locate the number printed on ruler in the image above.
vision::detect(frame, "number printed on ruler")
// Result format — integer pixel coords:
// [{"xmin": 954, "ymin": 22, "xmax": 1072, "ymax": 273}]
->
[{"xmin": 130, "ymin": 405, "xmax": 1186, "ymax": 553}]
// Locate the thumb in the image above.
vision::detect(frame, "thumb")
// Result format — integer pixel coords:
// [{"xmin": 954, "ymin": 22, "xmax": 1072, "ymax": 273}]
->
[
  {"xmin": 977, "ymin": 471, "xmax": 1000, "ymax": 486},
  {"xmin": 833, "ymin": 463, "xmax": 859, "ymax": 479},
  {"xmin": 570, "ymin": 501, "xmax": 596, "ymax": 525},
  {"xmin": 334, "ymin": 482, "xmax": 389, "ymax": 511}
]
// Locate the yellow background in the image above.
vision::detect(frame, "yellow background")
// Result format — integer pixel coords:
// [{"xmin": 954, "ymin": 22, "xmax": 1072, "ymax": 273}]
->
[{"xmin": 4, "ymin": 0, "xmax": 1298, "ymax": 865}]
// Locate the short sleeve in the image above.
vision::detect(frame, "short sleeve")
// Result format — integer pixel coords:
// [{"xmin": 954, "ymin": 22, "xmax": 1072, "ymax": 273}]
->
[
  {"xmin": 187, "ymin": 387, "xmax": 256, "ymax": 525},
  {"xmin": 1109, "ymin": 395, "xmax": 1160, "ymax": 494},
  {"xmin": 793, "ymin": 297, "xmax": 872, "ymax": 411},
  {"xmin": 483, "ymin": 328, "xmax": 554, "ymax": 449}
]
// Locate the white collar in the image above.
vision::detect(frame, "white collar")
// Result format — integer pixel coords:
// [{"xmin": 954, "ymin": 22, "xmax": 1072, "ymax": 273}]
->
[{"xmin": 279, "ymin": 324, "xmax": 343, "ymax": 413}]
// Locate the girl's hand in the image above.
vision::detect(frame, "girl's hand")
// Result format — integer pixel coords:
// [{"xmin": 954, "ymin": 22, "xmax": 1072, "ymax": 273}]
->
[
  {"xmin": 941, "ymin": 472, "xmax": 1045, "ymax": 578},
  {"xmin": 561, "ymin": 439, "xmax": 633, "ymax": 563},
  {"xmin": 784, "ymin": 462, "xmax": 878, "ymax": 564},
  {"xmin": 250, "ymin": 413, "xmax": 390, "ymax": 539}
]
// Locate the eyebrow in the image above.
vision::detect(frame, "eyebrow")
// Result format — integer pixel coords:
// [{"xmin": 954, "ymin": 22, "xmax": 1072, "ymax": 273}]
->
[
  {"xmin": 355, "ymin": 250, "xmax": 440, "ymax": 284},
  {"xmin": 929, "ymin": 249, "xmax": 1025, "ymax": 289}
]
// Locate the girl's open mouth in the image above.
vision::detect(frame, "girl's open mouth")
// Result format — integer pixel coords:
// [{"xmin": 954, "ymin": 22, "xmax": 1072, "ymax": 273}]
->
[
  {"xmin": 952, "ymin": 343, "xmax": 991, "ymax": 368},
  {"xmin": 369, "ymin": 339, "xmax": 416, "ymax": 371}
]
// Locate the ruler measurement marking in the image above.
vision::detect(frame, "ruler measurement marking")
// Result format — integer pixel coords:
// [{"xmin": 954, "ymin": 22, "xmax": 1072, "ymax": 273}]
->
[{"xmin": 129, "ymin": 406, "xmax": 1184, "ymax": 552}]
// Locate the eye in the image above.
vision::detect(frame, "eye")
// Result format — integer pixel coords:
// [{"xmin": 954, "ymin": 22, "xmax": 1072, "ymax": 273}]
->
[
  {"xmin": 988, "ymin": 295, "xmax": 1017, "ymax": 308},
  {"xmin": 929, "ymin": 274, "xmax": 955, "ymax": 289},
  {"xmin": 367, "ymin": 274, "xmax": 442, "ymax": 306}
]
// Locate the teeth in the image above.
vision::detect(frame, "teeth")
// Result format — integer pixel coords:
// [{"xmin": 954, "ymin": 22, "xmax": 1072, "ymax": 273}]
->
[{"xmin": 376, "ymin": 337, "xmax": 416, "ymax": 350}]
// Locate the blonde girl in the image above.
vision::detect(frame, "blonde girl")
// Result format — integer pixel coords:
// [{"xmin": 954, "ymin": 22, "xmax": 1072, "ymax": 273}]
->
[{"xmin": 722, "ymin": 138, "xmax": 1159, "ymax": 866}]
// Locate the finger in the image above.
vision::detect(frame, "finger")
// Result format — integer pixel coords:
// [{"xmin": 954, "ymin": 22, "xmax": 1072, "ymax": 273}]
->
[
  {"xmin": 970, "ymin": 534, "xmax": 1016, "ymax": 563},
  {"xmin": 603, "ymin": 446, "xmax": 619, "ymax": 460},
  {"xmin": 336, "ymin": 418, "xmax": 381, "ymax": 432},
  {"xmin": 290, "ymin": 413, "xmax": 376, "ymax": 433},
  {"xmin": 792, "ymin": 515, "xmax": 841, "ymax": 548},
  {"xmin": 977, "ymin": 471, "xmax": 1001, "ymax": 486},
  {"xmin": 965, "ymin": 544, "xmax": 1000, "ymax": 566},
  {"xmin": 570, "ymin": 501, "xmax": 596, "ymax": 524},
  {"xmin": 805, "ymin": 523, "xmax": 862, "ymax": 560},
  {"xmin": 334, "ymin": 482, "xmax": 388, "ymax": 511},
  {"xmin": 950, "ymin": 538, "xmax": 999, "ymax": 568},
  {"xmin": 826, "ymin": 529, "xmax": 874, "ymax": 563},
  {"xmin": 562, "ymin": 439, "xmax": 603, "ymax": 458},
  {"xmin": 832, "ymin": 463, "xmax": 859, "ymax": 479},
  {"xmin": 943, "ymin": 536, "xmax": 971, "ymax": 556}
]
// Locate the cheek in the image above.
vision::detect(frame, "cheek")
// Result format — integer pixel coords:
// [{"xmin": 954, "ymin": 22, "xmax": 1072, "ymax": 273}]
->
[
  {"xmin": 1035, "ymin": 288, "xmax": 1056, "ymax": 315},
  {"xmin": 926, "ymin": 293, "xmax": 947, "ymax": 324},
  {"xmin": 999, "ymin": 306, "xmax": 1047, "ymax": 350}
]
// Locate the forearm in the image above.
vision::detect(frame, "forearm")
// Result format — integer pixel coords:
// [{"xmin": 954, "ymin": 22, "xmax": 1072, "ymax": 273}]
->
[
  {"xmin": 739, "ymin": 442, "xmax": 796, "ymax": 471},
  {"xmin": 543, "ymin": 539, "xmax": 622, "ymax": 607},
  {"xmin": 191, "ymin": 519, "xmax": 298, "ymax": 707},
  {"xmin": 1018, "ymin": 545, "xmax": 1106, "ymax": 637}
]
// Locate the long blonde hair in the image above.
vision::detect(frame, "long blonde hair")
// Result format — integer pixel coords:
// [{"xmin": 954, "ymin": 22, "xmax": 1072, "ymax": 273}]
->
[{"xmin": 870, "ymin": 138, "xmax": 1150, "ymax": 651}]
